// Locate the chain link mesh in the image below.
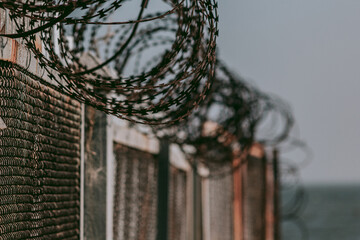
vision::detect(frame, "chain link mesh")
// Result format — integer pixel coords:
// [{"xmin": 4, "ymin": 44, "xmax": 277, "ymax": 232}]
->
[
  {"xmin": 113, "ymin": 144, "xmax": 158, "ymax": 240},
  {"xmin": 168, "ymin": 166, "xmax": 187, "ymax": 240},
  {"xmin": 206, "ymin": 166, "xmax": 233, "ymax": 240},
  {"xmin": 0, "ymin": 61, "xmax": 81, "ymax": 239}
]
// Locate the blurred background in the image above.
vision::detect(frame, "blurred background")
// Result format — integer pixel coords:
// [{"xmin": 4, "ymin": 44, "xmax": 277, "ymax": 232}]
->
[{"xmin": 218, "ymin": 1, "xmax": 360, "ymax": 239}]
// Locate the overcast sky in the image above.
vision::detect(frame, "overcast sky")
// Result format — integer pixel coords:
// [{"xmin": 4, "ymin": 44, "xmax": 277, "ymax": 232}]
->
[{"xmin": 217, "ymin": 0, "xmax": 360, "ymax": 184}]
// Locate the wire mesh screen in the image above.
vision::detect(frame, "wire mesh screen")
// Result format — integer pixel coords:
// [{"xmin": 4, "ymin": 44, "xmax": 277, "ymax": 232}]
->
[
  {"xmin": 113, "ymin": 144, "xmax": 158, "ymax": 240},
  {"xmin": 0, "ymin": 62, "xmax": 81, "ymax": 239},
  {"xmin": 206, "ymin": 169, "xmax": 234, "ymax": 240},
  {"xmin": 168, "ymin": 166, "xmax": 187, "ymax": 240}
]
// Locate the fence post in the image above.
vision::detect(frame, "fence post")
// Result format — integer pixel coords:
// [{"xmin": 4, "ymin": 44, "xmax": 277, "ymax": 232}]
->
[
  {"xmin": 243, "ymin": 144, "xmax": 266, "ymax": 240},
  {"xmin": 233, "ymin": 152, "xmax": 244, "ymax": 240},
  {"xmin": 194, "ymin": 163, "xmax": 204, "ymax": 240},
  {"xmin": 193, "ymin": 164, "xmax": 197, "ymax": 240},
  {"xmin": 157, "ymin": 140, "xmax": 170, "ymax": 240},
  {"xmin": 273, "ymin": 148, "xmax": 281, "ymax": 240},
  {"xmin": 84, "ymin": 106, "xmax": 108, "ymax": 240}
]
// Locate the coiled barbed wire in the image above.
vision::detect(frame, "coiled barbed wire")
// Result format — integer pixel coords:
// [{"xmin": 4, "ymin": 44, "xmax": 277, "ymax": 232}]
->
[
  {"xmin": 0, "ymin": 0, "xmax": 179, "ymax": 38},
  {"xmin": 143, "ymin": 59, "xmax": 294, "ymax": 176},
  {"xmin": 1, "ymin": 0, "xmax": 218, "ymax": 125},
  {"xmin": 281, "ymin": 164, "xmax": 309, "ymax": 240},
  {"xmin": 278, "ymin": 138, "xmax": 312, "ymax": 240}
]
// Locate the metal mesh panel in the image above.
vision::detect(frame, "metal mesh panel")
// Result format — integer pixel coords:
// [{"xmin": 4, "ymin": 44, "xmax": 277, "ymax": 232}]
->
[
  {"xmin": 0, "ymin": 62, "xmax": 81, "ymax": 239},
  {"xmin": 113, "ymin": 144, "xmax": 158, "ymax": 240},
  {"xmin": 207, "ymin": 170, "xmax": 234, "ymax": 240},
  {"xmin": 168, "ymin": 166, "xmax": 187, "ymax": 240}
]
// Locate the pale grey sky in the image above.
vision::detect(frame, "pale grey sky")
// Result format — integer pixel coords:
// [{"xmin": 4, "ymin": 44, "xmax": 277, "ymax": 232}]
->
[
  {"xmin": 218, "ymin": 0, "xmax": 360, "ymax": 183},
  {"xmin": 88, "ymin": 0, "xmax": 360, "ymax": 183}
]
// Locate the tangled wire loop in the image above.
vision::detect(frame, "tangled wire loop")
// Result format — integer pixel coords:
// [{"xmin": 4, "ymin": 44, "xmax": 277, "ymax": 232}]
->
[
  {"xmin": 148, "ymin": 60, "xmax": 294, "ymax": 176},
  {"xmin": 1, "ymin": 0, "xmax": 219, "ymax": 125}
]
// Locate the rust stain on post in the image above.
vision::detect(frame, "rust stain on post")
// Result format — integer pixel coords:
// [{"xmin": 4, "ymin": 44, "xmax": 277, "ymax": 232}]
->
[
  {"xmin": 233, "ymin": 153, "xmax": 244, "ymax": 240},
  {"xmin": 10, "ymin": 39, "xmax": 18, "ymax": 63},
  {"xmin": 265, "ymin": 162, "xmax": 275, "ymax": 240},
  {"xmin": 35, "ymin": 35, "xmax": 42, "ymax": 73},
  {"xmin": 35, "ymin": 35, "xmax": 42, "ymax": 51},
  {"xmin": 249, "ymin": 143, "xmax": 265, "ymax": 158}
]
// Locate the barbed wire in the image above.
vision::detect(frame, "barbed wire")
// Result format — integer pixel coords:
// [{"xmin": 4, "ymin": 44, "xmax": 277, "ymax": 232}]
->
[
  {"xmin": 1, "ymin": 0, "xmax": 219, "ymax": 125},
  {"xmin": 1, "ymin": 2, "xmax": 311, "ymax": 238},
  {"xmin": 277, "ymin": 127, "xmax": 312, "ymax": 240},
  {"xmin": 141, "ymin": 59, "xmax": 294, "ymax": 176},
  {"xmin": 281, "ymin": 162, "xmax": 309, "ymax": 240}
]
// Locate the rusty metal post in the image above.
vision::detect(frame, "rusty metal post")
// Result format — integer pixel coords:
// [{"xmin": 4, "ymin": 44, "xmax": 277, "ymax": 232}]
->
[
  {"xmin": 233, "ymin": 152, "xmax": 244, "ymax": 240},
  {"xmin": 273, "ymin": 148, "xmax": 281, "ymax": 240},
  {"xmin": 265, "ymin": 154, "xmax": 275, "ymax": 240},
  {"xmin": 243, "ymin": 144, "xmax": 266, "ymax": 240},
  {"xmin": 157, "ymin": 140, "xmax": 170, "ymax": 240}
]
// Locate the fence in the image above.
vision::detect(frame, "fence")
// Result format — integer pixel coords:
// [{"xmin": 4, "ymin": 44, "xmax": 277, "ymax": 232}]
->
[
  {"xmin": 0, "ymin": 61, "xmax": 81, "ymax": 239},
  {"xmin": 0, "ymin": 8, "xmax": 281, "ymax": 240},
  {"xmin": 0, "ymin": 81, "xmax": 281, "ymax": 240}
]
